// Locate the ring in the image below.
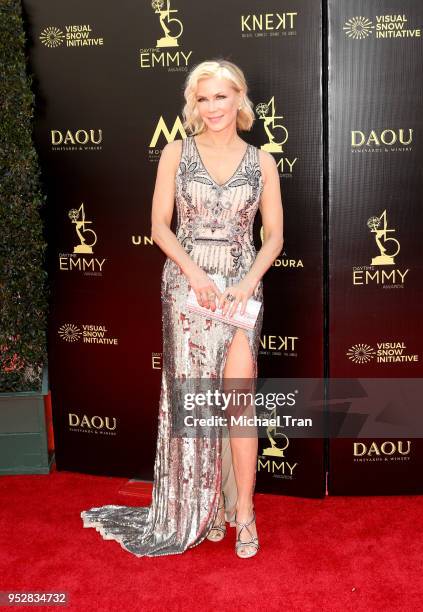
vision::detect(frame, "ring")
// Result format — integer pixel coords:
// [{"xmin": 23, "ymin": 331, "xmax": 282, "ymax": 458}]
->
[{"xmin": 225, "ymin": 293, "xmax": 235, "ymax": 302}]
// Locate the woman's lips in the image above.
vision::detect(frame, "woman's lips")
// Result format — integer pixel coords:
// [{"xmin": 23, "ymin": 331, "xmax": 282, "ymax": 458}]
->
[{"xmin": 208, "ymin": 116, "xmax": 223, "ymax": 123}]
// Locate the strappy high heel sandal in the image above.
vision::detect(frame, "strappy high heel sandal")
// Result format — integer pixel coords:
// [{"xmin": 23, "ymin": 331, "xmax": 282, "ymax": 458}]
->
[
  {"xmin": 235, "ymin": 510, "xmax": 259, "ymax": 558},
  {"xmin": 206, "ymin": 493, "xmax": 226, "ymax": 542}
]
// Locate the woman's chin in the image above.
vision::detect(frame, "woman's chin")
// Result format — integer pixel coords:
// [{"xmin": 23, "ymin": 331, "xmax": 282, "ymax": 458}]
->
[{"xmin": 205, "ymin": 121, "xmax": 227, "ymax": 131}]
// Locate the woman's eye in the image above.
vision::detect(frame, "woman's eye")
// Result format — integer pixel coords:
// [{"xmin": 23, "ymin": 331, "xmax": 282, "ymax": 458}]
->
[{"xmin": 197, "ymin": 96, "xmax": 226, "ymax": 101}]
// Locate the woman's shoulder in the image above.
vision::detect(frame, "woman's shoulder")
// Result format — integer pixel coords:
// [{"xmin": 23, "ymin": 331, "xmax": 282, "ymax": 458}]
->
[
  {"xmin": 256, "ymin": 147, "xmax": 273, "ymax": 162},
  {"xmin": 257, "ymin": 148, "xmax": 276, "ymax": 167},
  {"xmin": 257, "ymin": 148, "xmax": 277, "ymax": 183},
  {"xmin": 160, "ymin": 139, "xmax": 184, "ymax": 170},
  {"xmin": 162, "ymin": 138, "xmax": 184, "ymax": 156}
]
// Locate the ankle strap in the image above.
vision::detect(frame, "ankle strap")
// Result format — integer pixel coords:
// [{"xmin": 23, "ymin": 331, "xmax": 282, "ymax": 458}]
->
[{"xmin": 235, "ymin": 510, "xmax": 256, "ymax": 528}]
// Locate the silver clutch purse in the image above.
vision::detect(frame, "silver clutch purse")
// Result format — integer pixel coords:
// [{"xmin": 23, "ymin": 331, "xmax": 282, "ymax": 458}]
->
[{"xmin": 186, "ymin": 273, "xmax": 262, "ymax": 331}]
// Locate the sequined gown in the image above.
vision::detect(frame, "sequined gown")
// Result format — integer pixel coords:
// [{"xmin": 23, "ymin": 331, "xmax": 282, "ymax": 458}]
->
[{"xmin": 80, "ymin": 135, "xmax": 264, "ymax": 556}]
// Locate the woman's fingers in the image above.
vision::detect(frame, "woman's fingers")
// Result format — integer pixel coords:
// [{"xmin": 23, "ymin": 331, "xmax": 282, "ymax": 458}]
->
[
  {"xmin": 219, "ymin": 291, "xmax": 229, "ymax": 314},
  {"xmin": 208, "ymin": 291, "xmax": 216, "ymax": 311},
  {"xmin": 221, "ymin": 291, "xmax": 240, "ymax": 317},
  {"xmin": 206, "ymin": 282, "xmax": 222, "ymax": 310},
  {"xmin": 197, "ymin": 283, "xmax": 248, "ymax": 316},
  {"xmin": 218, "ymin": 291, "xmax": 227, "ymax": 311},
  {"xmin": 212, "ymin": 282, "xmax": 222, "ymax": 299},
  {"xmin": 195, "ymin": 291, "xmax": 203, "ymax": 307},
  {"xmin": 219, "ymin": 289, "xmax": 233, "ymax": 311},
  {"xmin": 201, "ymin": 290, "xmax": 210, "ymax": 308},
  {"xmin": 228, "ymin": 297, "xmax": 241, "ymax": 318},
  {"xmin": 196, "ymin": 285, "xmax": 219, "ymax": 310}
]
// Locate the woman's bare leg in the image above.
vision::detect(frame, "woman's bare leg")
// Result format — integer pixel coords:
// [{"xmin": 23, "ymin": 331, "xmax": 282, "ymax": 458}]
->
[{"xmin": 223, "ymin": 328, "xmax": 258, "ymax": 556}]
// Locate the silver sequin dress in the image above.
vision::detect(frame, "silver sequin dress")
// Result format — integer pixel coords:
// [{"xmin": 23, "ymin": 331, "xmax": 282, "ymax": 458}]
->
[{"xmin": 80, "ymin": 135, "xmax": 264, "ymax": 557}]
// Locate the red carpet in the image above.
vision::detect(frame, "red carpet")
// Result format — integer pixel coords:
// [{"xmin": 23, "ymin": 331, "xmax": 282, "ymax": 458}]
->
[{"xmin": 1, "ymin": 465, "xmax": 422, "ymax": 611}]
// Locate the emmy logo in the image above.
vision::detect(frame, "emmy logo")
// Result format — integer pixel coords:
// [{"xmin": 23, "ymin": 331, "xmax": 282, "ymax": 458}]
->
[
  {"xmin": 262, "ymin": 407, "xmax": 289, "ymax": 457},
  {"xmin": 152, "ymin": 0, "xmax": 183, "ymax": 48},
  {"xmin": 68, "ymin": 203, "xmax": 98, "ymax": 254},
  {"xmin": 256, "ymin": 96, "xmax": 288, "ymax": 153},
  {"xmin": 367, "ymin": 209, "xmax": 400, "ymax": 266}
]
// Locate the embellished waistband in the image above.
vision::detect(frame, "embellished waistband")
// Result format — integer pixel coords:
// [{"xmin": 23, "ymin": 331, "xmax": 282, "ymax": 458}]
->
[{"xmin": 193, "ymin": 238, "xmax": 231, "ymax": 245}]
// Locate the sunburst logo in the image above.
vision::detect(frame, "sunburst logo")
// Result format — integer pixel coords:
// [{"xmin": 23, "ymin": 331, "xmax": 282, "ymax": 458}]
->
[
  {"xmin": 39, "ymin": 27, "xmax": 65, "ymax": 48},
  {"xmin": 343, "ymin": 16, "xmax": 374, "ymax": 39},
  {"xmin": 58, "ymin": 324, "xmax": 82, "ymax": 342},
  {"xmin": 346, "ymin": 343, "xmax": 376, "ymax": 363}
]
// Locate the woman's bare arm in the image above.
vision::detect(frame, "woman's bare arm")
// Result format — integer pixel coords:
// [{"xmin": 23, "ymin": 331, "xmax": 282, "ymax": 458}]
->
[
  {"xmin": 151, "ymin": 140, "xmax": 222, "ymax": 309},
  {"xmin": 243, "ymin": 150, "xmax": 284, "ymax": 289},
  {"xmin": 151, "ymin": 140, "xmax": 199, "ymax": 277},
  {"xmin": 218, "ymin": 150, "xmax": 283, "ymax": 316}
]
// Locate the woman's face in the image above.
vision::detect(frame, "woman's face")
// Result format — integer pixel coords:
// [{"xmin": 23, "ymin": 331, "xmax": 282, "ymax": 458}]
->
[{"xmin": 195, "ymin": 76, "xmax": 242, "ymax": 133}]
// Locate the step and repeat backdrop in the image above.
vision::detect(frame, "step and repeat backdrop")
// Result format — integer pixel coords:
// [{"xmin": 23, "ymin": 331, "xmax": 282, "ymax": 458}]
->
[
  {"xmin": 327, "ymin": 0, "xmax": 423, "ymax": 495},
  {"xmin": 21, "ymin": 0, "xmax": 422, "ymax": 497}
]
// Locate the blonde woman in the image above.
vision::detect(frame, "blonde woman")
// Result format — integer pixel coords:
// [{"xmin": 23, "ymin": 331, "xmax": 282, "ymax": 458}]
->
[{"xmin": 81, "ymin": 58, "xmax": 283, "ymax": 559}]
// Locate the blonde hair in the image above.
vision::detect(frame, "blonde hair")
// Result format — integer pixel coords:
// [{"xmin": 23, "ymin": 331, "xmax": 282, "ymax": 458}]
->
[{"xmin": 182, "ymin": 59, "xmax": 255, "ymax": 135}]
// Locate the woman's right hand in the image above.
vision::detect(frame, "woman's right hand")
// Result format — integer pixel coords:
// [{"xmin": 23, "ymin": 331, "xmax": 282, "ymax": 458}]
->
[{"xmin": 187, "ymin": 268, "xmax": 222, "ymax": 311}]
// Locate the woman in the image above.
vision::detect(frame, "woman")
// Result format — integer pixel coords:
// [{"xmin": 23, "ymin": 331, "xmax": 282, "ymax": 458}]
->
[{"xmin": 81, "ymin": 59, "xmax": 283, "ymax": 559}]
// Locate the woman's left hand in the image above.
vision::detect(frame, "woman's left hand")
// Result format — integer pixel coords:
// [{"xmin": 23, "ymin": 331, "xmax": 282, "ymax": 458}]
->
[{"xmin": 218, "ymin": 277, "xmax": 257, "ymax": 318}]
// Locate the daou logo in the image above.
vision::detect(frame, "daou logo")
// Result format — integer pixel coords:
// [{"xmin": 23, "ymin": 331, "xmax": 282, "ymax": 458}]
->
[
  {"xmin": 51, "ymin": 129, "xmax": 103, "ymax": 146},
  {"xmin": 351, "ymin": 128, "xmax": 413, "ymax": 147},
  {"xmin": 353, "ymin": 440, "xmax": 411, "ymax": 456},
  {"xmin": 69, "ymin": 413, "xmax": 117, "ymax": 430}
]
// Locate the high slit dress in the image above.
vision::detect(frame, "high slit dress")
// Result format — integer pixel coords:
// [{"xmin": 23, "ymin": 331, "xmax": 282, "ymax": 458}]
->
[{"xmin": 80, "ymin": 134, "xmax": 264, "ymax": 557}]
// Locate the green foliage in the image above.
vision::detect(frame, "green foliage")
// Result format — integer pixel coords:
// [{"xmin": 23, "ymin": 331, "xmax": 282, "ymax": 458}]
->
[{"xmin": 0, "ymin": 0, "xmax": 49, "ymax": 392}]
